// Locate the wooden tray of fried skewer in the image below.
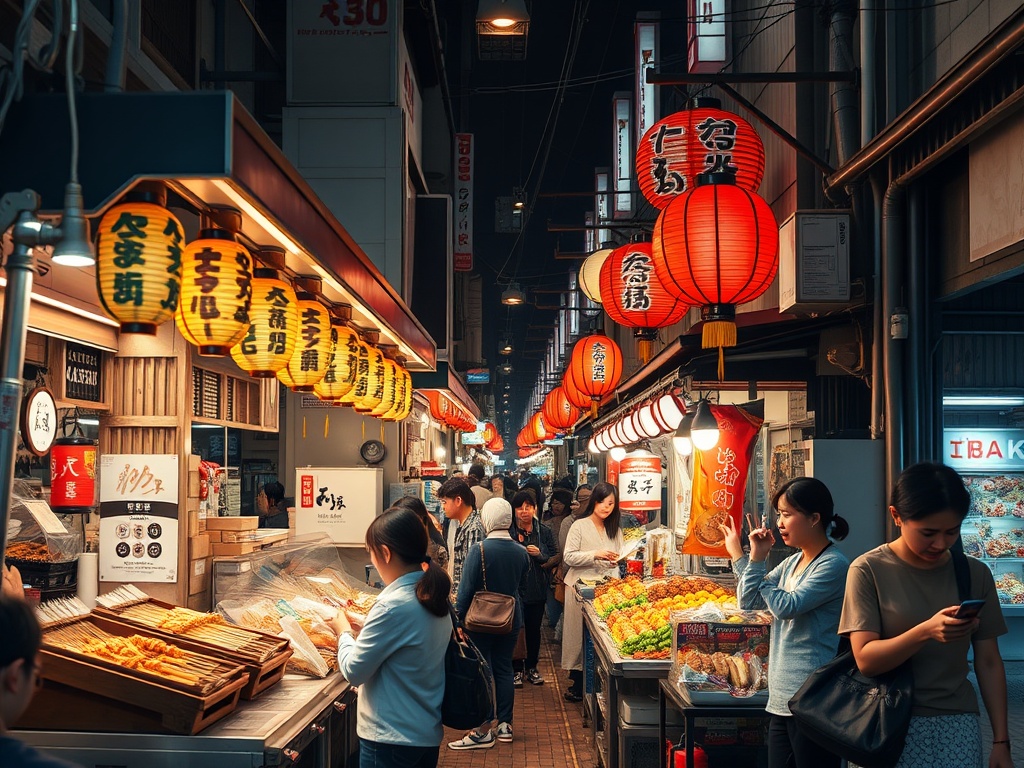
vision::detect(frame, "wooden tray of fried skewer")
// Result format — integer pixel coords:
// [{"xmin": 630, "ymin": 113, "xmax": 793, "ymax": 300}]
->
[
  {"xmin": 93, "ymin": 596, "xmax": 292, "ymax": 699},
  {"xmin": 19, "ymin": 617, "xmax": 249, "ymax": 735}
]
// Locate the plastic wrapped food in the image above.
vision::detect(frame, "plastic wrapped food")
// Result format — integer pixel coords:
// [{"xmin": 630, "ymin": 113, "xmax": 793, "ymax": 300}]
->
[{"xmin": 4, "ymin": 480, "xmax": 82, "ymax": 563}]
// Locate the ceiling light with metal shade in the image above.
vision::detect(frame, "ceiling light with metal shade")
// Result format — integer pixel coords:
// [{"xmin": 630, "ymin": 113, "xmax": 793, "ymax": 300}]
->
[{"xmin": 501, "ymin": 282, "xmax": 526, "ymax": 305}]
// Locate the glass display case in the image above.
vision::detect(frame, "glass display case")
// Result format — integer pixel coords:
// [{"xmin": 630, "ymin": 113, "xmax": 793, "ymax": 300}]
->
[{"xmin": 961, "ymin": 474, "xmax": 1024, "ymax": 613}]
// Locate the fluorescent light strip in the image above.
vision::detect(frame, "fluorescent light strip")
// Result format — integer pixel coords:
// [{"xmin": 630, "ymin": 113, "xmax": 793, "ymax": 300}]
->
[
  {"xmin": 0, "ymin": 277, "xmax": 120, "ymax": 328},
  {"xmin": 943, "ymin": 396, "xmax": 1024, "ymax": 407},
  {"xmin": 212, "ymin": 180, "xmax": 302, "ymax": 255}
]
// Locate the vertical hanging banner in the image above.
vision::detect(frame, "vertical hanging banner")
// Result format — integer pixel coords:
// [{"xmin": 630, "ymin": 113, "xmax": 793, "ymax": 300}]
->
[
  {"xmin": 688, "ymin": 0, "xmax": 729, "ymax": 74},
  {"xmin": 454, "ymin": 133, "xmax": 474, "ymax": 272},
  {"xmin": 635, "ymin": 17, "xmax": 660, "ymax": 144},
  {"xmin": 595, "ymin": 168, "xmax": 611, "ymax": 245},
  {"xmin": 682, "ymin": 404, "xmax": 764, "ymax": 556},
  {"xmin": 99, "ymin": 454, "xmax": 179, "ymax": 582},
  {"xmin": 612, "ymin": 93, "xmax": 634, "ymax": 219}
]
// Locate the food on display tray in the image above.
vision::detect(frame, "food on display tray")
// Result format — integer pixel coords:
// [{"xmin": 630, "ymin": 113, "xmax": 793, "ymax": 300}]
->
[{"xmin": 996, "ymin": 572, "xmax": 1024, "ymax": 605}]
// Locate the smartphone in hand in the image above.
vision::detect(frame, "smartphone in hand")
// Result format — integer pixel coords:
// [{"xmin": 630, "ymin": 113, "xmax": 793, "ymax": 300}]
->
[{"xmin": 952, "ymin": 599, "xmax": 986, "ymax": 620}]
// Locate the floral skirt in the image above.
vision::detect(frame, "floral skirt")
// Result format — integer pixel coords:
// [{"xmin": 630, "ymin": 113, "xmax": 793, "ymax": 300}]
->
[{"xmin": 850, "ymin": 713, "xmax": 981, "ymax": 768}]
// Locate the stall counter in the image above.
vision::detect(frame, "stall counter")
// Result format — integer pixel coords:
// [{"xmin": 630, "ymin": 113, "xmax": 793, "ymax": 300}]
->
[{"xmin": 13, "ymin": 672, "xmax": 357, "ymax": 768}]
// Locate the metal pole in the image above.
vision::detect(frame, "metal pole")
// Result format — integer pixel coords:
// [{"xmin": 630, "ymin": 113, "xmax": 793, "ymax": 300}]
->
[{"xmin": 0, "ymin": 214, "xmax": 40, "ymax": 559}]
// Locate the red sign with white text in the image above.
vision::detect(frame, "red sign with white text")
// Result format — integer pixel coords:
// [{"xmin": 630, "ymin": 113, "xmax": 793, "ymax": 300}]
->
[
  {"xmin": 454, "ymin": 133, "xmax": 474, "ymax": 272},
  {"xmin": 301, "ymin": 474, "xmax": 315, "ymax": 508}
]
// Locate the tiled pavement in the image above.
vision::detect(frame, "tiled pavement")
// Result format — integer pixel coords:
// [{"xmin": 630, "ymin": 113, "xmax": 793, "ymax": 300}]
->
[
  {"xmin": 974, "ymin": 660, "xmax": 1024, "ymax": 765},
  {"xmin": 439, "ymin": 625, "xmax": 597, "ymax": 768}
]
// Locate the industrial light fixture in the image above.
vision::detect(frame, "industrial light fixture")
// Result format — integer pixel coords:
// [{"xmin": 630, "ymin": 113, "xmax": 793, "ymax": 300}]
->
[
  {"xmin": 673, "ymin": 412, "xmax": 695, "ymax": 456},
  {"xmin": 942, "ymin": 395, "xmax": 1024, "ymax": 407},
  {"xmin": 512, "ymin": 186, "xmax": 526, "ymax": 210},
  {"xmin": 476, "ymin": 0, "xmax": 530, "ymax": 61},
  {"xmin": 500, "ymin": 335, "xmax": 514, "ymax": 355},
  {"xmin": 50, "ymin": 183, "xmax": 94, "ymax": 266},
  {"xmin": 499, "ymin": 362, "xmax": 514, "ymax": 374},
  {"xmin": 690, "ymin": 400, "xmax": 720, "ymax": 451},
  {"xmin": 609, "ymin": 446, "xmax": 627, "ymax": 462},
  {"xmin": 501, "ymin": 282, "xmax": 526, "ymax": 306}
]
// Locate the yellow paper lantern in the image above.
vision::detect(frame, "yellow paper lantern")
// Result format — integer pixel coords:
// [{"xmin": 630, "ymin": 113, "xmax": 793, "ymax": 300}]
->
[
  {"xmin": 337, "ymin": 339, "xmax": 369, "ymax": 407},
  {"xmin": 276, "ymin": 294, "xmax": 333, "ymax": 392},
  {"xmin": 230, "ymin": 268, "xmax": 298, "ymax": 377},
  {"xmin": 314, "ymin": 323, "xmax": 360, "ymax": 402},
  {"xmin": 370, "ymin": 357, "xmax": 398, "ymax": 417},
  {"xmin": 96, "ymin": 201, "xmax": 185, "ymax": 334},
  {"xmin": 385, "ymin": 365, "xmax": 413, "ymax": 421},
  {"xmin": 578, "ymin": 247, "xmax": 613, "ymax": 303},
  {"xmin": 355, "ymin": 345, "xmax": 386, "ymax": 412},
  {"xmin": 176, "ymin": 228, "xmax": 253, "ymax": 356}
]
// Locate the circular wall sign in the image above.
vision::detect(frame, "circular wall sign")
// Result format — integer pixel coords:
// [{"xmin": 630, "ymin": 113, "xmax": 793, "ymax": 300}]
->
[{"xmin": 20, "ymin": 386, "xmax": 58, "ymax": 456}]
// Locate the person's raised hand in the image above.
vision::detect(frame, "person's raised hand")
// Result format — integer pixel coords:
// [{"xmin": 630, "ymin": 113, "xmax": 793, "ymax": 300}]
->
[
  {"xmin": 748, "ymin": 526, "xmax": 775, "ymax": 562},
  {"xmin": 718, "ymin": 516, "xmax": 744, "ymax": 562}
]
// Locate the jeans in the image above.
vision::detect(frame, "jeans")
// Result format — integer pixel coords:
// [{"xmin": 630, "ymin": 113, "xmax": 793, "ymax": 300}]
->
[
  {"xmin": 470, "ymin": 629, "xmax": 519, "ymax": 725},
  {"xmin": 513, "ymin": 601, "xmax": 545, "ymax": 672},
  {"xmin": 545, "ymin": 586, "xmax": 563, "ymax": 627},
  {"xmin": 767, "ymin": 715, "xmax": 840, "ymax": 768},
  {"xmin": 359, "ymin": 739, "xmax": 439, "ymax": 768}
]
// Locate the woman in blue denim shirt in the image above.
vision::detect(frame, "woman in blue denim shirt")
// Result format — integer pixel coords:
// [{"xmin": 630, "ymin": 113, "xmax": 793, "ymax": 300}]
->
[
  {"xmin": 721, "ymin": 477, "xmax": 850, "ymax": 768},
  {"xmin": 331, "ymin": 506, "xmax": 452, "ymax": 768}
]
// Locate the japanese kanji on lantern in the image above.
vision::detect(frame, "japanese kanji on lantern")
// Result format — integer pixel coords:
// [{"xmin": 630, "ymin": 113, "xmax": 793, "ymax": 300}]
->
[
  {"xmin": 276, "ymin": 286, "xmax": 333, "ymax": 392},
  {"xmin": 618, "ymin": 448, "xmax": 662, "ymax": 525},
  {"xmin": 176, "ymin": 210, "xmax": 253, "ymax": 356},
  {"xmin": 96, "ymin": 191, "xmax": 184, "ymax": 334},
  {"xmin": 369, "ymin": 356, "xmax": 399, "ymax": 417},
  {"xmin": 635, "ymin": 98, "xmax": 765, "ymax": 209},
  {"xmin": 314, "ymin": 322, "xmax": 360, "ymax": 402},
  {"xmin": 652, "ymin": 171, "xmax": 779, "ymax": 380},
  {"xmin": 355, "ymin": 345, "xmax": 386, "ymax": 413},
  {"xmin": 542, "ymin": 386, "xmax": 580, "ymax": 433},
  {"xmin": 230, "ymin": 251, "xmax": 298, "ymax": 377},
  {"xmin": 599, "ymin": 241, "xmax": 689, "ymax": 363},
  {"xmin": 567, "ymin": 333, "xmax": 624, "ymax": 418},
  {"xmin": 383, "ymin": 364, "xmax": 411, "ymax": 421},
  {"xmin": 50, "ymin": 436, "xmax": 97, "ymax": 514}
]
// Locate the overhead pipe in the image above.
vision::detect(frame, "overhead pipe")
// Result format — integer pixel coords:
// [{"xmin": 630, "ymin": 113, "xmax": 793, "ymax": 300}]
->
[
  {"xmin": 829, "ymin": 0, "xmax": 859, "ymax": 166},
  {"xmin": 860, "ymin": 0, "xmax": 877, "ymax": 144},
  {"xmin": 103, "ymin": 0, "xmax": 128, "ymax": 92},
  {"xmin": 906, "ymin": 185, "xmax": 924, "ymax": 463},
  {"xmin": 828, "ymin": 10, "xmax": 1024, "ymax": 196}
]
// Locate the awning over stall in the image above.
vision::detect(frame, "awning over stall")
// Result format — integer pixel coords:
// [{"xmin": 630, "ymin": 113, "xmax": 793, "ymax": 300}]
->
[{"xmin": 0, "ymin": 91, "xmax": 436, "ymax": 370}]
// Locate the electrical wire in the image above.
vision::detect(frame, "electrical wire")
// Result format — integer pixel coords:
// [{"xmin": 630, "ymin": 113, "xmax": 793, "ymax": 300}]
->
[
  {"xmin": 67, "ymin": 0, "xmax": 81, "ymax": 184},
  {"xmin": 0, "ymin": 0, "xmax": 43, "ymax": 138}
]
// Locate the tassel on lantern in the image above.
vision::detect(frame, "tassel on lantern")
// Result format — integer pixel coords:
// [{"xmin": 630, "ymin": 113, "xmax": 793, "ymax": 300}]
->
[
  {"xmin": 325, "ymin": 413, "xmax": 329, "ymax": 438},
  {"xmin": 637, "ymin": 337, "xmax": 655, "ymax": 365},
  {"xmin": 302, "ymin": 416, "xmax": 307, "ymax": 439},
  {"xmin": 591, "ymin": 401, "xmax": 599, "ymax": 419},
  {"xmin": 703, "ymin": 320, "xmax": 736, "ymax": 381}
]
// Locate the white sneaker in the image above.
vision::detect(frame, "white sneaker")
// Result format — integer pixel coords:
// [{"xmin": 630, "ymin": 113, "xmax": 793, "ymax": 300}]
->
[
  {"xmin": 496, "ymin": 722, "xmax": 513, "ymax": 742},
  {"xmin": 448, "ymin": 730, "xmax": 495, "ymax": 750}
]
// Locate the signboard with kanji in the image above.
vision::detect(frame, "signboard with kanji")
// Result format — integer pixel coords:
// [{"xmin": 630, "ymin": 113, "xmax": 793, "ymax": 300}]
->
[
  {"xmin": 295, "ymin": 467, "xmax": 383, "ymax": 545},
  {"xmin": 99, "ymin": 454, "xmax": 179, "ymax": 582},
  {"xmin": 454, "ymin": 133, "xmax": 474, "ymax": 271}
]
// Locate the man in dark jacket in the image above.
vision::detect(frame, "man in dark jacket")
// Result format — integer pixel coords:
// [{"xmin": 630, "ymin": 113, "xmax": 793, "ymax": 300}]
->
[
  {"xmin": 257, "ymin": 481, "xmax": 289, "ymax": 529},
  {"xmin": 509, "ymin": 489, "xmax": 556, "ymax": 687}
]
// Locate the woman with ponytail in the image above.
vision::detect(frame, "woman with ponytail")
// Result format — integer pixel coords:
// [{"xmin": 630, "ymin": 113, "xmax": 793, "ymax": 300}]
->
[
  {"xmin": 720, "ymin": 477, "xmax": 851, "ymax": 768},
  {"xmin": 331, "ymin": 506, "xmax": 452, "ymax": 768}
]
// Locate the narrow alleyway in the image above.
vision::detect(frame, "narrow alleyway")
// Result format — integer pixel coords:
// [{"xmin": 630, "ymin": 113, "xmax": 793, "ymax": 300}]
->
[{"xmin": 439, "ymin": 626, "xmax": 597, "ymax": 768}]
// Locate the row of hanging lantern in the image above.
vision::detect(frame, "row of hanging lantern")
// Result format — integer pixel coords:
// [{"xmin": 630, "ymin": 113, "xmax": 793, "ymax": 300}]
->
[
  {"xmin": 95, "ymin": 191, "xmax": 411, "ymax": 421},
  {"xmin": 422, "ymin": 390, "xmax": 476, "ymax": 432},
  {"xmin": 587, "ymin": 390, "xmax": 687, "ymax": 454},
  {"xmin": 577, "ymin": 98, "xmax": 779, "ymax": 379}
]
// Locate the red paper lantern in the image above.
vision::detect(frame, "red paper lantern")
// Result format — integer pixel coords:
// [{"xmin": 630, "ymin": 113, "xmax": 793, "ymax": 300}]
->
[
  {"xmin": 561, "ymin": 370, "xmax": 591, "ymax": 410},
  {"xmin": 652, "ymin": 174, "xmax": 778, "ymax": 379},
  {"xmin": 49, "ymin": 437, "xmax": 97, "ymax": 513},
  {"xmin": 635, "ymin": 99, "xmax": 765, "ymax": 209},
  {"xmin": 568, "ymin": 334, "xmax": 623, "ymax": 418},
  {"xmin": 599, "ymin": 242, "xmax": 689, "ymax": 363},
  {"xmin": 543, "ymin": 387, "xmax": 580, "ymax": 433},
  {"xmin": 530, "ymin": 411, "xmax": 551, "ymax": 444}
]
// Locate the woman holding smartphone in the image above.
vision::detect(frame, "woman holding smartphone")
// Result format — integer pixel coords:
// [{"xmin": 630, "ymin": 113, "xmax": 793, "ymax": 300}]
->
[
  {"xmin": 721, "ymin": 477, "xmax": 850, "ymax": 768},
  {"xmin": 840, "ymin": 463, "xmax": 1012, "ymax": 768}
]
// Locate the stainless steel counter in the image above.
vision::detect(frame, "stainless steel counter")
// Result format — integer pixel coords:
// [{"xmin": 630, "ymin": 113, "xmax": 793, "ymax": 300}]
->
[{"xmin": 13, "ymin": 673, "xmax": 356, "ymax": 768}]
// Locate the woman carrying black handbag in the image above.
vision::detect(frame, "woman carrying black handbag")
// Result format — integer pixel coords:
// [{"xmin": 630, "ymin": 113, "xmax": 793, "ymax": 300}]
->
[
  {"xmin": 839, "ymin": 463, "xmax": 1012, "ymax": 768},
  {"xmin": 449, "ymin": 497, "xmax": 530, "ymax": 750}
]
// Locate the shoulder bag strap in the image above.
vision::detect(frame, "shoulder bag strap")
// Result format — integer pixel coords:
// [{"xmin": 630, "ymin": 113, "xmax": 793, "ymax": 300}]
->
[
  {"xmin": 479, "ymin": 542, "xmax": 488, "ymax": 590},
  {"xmin": 950, "ymin": 542, "xmax": 971, "ymax": 601}
]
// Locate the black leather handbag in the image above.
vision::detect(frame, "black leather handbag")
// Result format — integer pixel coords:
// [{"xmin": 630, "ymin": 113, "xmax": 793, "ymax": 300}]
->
[
  {"xmin": 788, "ymin": 548, "xmax": 972, "ymax": 768},
  {"xmin": 442, "ymin": 605, "xmax": 494, "ymax": 729}
]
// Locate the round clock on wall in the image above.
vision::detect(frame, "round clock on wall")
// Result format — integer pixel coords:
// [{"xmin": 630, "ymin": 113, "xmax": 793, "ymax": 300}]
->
[{"xmin": 359, "ymin": 439, "xmax": 387, "ymax": 465}]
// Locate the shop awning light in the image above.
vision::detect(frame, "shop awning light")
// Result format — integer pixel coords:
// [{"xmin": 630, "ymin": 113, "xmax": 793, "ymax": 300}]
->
[
  {"xmin": 690, "ymin": 400, "xmax": 720, "ymax": 451},
  {"xmin": 477, "ymin": 0, "xmax": 530, "ymax": 62},
  {"xmin": 942, "ymin": 395, "xmax": 1024, "ymax": 407},
  {"xmin": 673, "ymin": 412, "xmax": 694, "ymax": 456}
]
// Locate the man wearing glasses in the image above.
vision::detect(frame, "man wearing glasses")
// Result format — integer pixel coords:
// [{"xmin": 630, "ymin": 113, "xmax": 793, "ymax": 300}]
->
[{"xmin": 0, "ymin": 596, "xmax": 83, "ymax": 766}]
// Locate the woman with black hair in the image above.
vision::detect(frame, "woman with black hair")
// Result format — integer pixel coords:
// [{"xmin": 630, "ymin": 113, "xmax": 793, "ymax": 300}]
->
[
  {"xmin": 331, "ymin": 506, "xmax": 452, "ymax": 768},
  {"xmin": 840, "ymin": 463, "xmax": 1011, "ymax": 768},
  {"xmin": 560, "ymin": 481, "xmax": 623, "ymax": 702},
  {"xmin": 721, "ymin": 477, "xmax": 851, "ymax": 768},
  {"xmin": 393, "ymin": 495, "xmax": 449, "ymax": 570}
]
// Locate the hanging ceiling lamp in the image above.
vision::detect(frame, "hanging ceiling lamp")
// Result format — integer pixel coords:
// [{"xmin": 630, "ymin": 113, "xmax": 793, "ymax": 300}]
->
[
  {"xmin": 635, "ymin": 98, "xmax": 765, "ymax": 209},
  {"xmin": 673, "ymin": 411, "xmax": 695, "ymax": 455},
  {"xmin": 95, "ymin": 184, "xmax": 184, "ymax": 334},
  {"xmin": 476, "ymin": 0, "xmax": 530, "ymax": 60},
  {"xmin": 599, "ymin": 241, "xmax": 689, "ymax": 363},
  {"xmin": 690, "ymin": 400, "xmax": 721, "ymax": 451},
  {"xmin": 501, "ymin": 282, "xmax": 526, "ymax": 305},
  {"xmin": 652, "ymin": 172, "xmax": 779, "ymax": 380},
  {"xmin": 276, "ymin": 277, "xmax": 333, "ymax": 391},
  {"xmin": 230, "ymin": 247, "xmax": 298, "ymax": 378}
]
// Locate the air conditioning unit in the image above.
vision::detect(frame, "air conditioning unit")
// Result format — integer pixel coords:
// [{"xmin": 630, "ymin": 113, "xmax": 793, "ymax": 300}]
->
[{"xmin": 778, "ymin": 210, "xmax": 852, "ymax": 315}]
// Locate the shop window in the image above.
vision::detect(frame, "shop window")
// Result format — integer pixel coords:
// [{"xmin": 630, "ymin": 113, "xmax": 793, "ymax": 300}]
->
[{"xmin": 192, "ymin": 367, "xmax": 222, "ymax": 419}]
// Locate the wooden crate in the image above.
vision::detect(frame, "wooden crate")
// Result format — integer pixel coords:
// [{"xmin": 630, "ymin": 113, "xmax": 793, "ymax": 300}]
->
[
  {"xmin": 93, "ymin": 602, "xmax": 292, "ymax": 699},
  {"xmin": 17, "ymin": 621, "xmax": 249, "ymax": 735}
]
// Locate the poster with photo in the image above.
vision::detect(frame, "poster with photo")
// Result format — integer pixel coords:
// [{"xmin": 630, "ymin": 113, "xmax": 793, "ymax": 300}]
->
[{"xmin": 99, "ymin": 454, "xmax": 179, "ymax": 582}]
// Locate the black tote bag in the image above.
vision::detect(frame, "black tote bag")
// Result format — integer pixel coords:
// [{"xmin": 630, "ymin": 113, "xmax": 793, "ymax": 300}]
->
[{"xmin": 442, "ymin": 605, "xmax": 494, "ymax": 730}]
